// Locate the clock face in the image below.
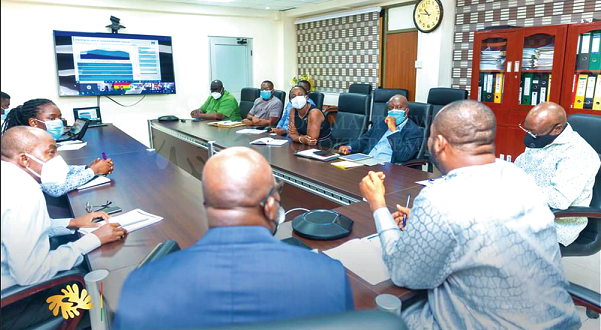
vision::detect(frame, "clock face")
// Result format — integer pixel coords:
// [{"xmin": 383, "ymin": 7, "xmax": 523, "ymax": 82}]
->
[{"xmin": 413, "ymin": 0, "xmax": 443, "ymax": 33}]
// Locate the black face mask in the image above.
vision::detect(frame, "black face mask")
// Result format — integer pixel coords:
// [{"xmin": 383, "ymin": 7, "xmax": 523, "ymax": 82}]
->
[{"xmin": 523, "ymin": 124, "xmax": 566, "ymax": 149}]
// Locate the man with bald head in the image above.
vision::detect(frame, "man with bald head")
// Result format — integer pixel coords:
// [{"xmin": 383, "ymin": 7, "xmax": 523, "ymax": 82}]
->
[
  {"xmin": 360, "ymin": 100, "xmax": 580, "ymax": 329},
  {"xmin": 1, "ymin": 127, "xmax": 126, "ymax": 329},
  {"xmin": 515, "ymin": 102, "xmax": 600, "ymax": 246},
  {"xmin": 338, "ymin": 94, "xmax": 422, "ymax": 163},
  {"xmin": 114, "ymin": 147, "xmax": 353, "ymax": 329},
  {"xmin": 191, "ymin": 79, "xmax": 241, "ymax": 121}
]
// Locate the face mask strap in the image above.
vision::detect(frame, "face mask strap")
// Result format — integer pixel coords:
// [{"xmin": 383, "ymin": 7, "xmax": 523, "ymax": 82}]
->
[{"xmin": 23, "ymin": 153, "xmax": 44, "ymax": 178}]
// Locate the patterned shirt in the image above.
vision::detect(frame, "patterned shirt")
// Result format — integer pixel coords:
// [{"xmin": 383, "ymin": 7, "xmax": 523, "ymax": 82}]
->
[
  {"xmin": 41, "ymin": 165, "xmax": 95, "ymax": 197},
  {"xmin": 374, "ymin": 160, "xmax": 580, "ymax": 330},
  {"xmin": 276, "ymin": 99, "xmax": 316, "ymax": 133},
  {"xmin": 515, "ymin": 123, "xmax": 600, "ymax": 246},
  {"xmin": 367, "ymin": 118, "xmax": 408, "ymax": 163}
]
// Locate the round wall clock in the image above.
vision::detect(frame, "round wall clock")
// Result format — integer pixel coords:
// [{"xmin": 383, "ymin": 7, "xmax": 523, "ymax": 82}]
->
[{"xmin": 413, "ymin": 0, "xmax": 444, "ymax": 33}]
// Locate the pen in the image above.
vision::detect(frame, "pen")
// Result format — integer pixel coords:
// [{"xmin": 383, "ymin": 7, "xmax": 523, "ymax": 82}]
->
[
  {"xmin": 402, "ymin": 194, "xmax": 411, "ymax": 228},
  {"xmin": 102, "ymin": 152, "xmax": 107, "ymax": 161}
]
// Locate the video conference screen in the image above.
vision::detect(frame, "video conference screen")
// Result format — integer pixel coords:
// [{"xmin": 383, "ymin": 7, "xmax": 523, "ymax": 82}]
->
[{"xmin": 53, "ymin": 30, "xmax": 176, "ymax": 97}]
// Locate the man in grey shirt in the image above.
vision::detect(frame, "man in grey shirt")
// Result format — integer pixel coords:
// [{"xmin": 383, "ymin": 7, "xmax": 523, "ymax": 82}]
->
[
  {"xmin": 360, "ymin": 100, "xmax": 580, "ymax": 330},
  {"xmin": 242, "ymin": 80, "xmax": 282, "ymax": 127}
]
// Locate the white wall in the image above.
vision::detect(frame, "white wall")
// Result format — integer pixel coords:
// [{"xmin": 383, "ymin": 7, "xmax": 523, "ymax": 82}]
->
[{"xmin": 1, "ymin": 0, "xmax": 285, "ymax": 146}]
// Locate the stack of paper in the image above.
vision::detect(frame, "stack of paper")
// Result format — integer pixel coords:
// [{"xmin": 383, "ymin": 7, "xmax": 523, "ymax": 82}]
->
[
  {"xmin": 208, "ymin": 121, "xmax": 245, "ymax": 128},
  {"xmin": 77, "ymin": 176, "xmax": 111, "ymax": 190},
  {"xmin": 236, "ymin": 128, "xmax": 268, "ymax": 135},
  {"xmin": 331, "ymin": 160, "xmax": 365, "ymax": 169},
  {"xmin": 522, "ymin": 45, "xmax": 554, "ymax": 70},
  {"xmin": 250, "ymin": 137, "xmax": 288, "ymax": 146},
  {"xmin": 480, "ymin": 49, "xmax": 506, "ymax": 70},
  {"xmin": 79, "ymin": 209, "xmax": 163, "ymax": 235},
  {"xmin": 57, "ymin": 142, "xmax": 87, "ymax": 151},
  {"xmin": 324, "ymin": 236, "xmax": 390, "ymax": 285}
]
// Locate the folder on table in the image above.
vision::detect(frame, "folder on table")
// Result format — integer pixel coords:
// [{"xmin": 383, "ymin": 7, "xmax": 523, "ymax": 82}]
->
[
  {"xmin": 494, "ymin": 73, "xmax": 503, "ymax": 103},
  {"xmin": 577, "ymin": 33, "xmax": 592, "ymax": 70},
  {"xmin": 540, "ymin": 73, "xmax": 549, "ymax": 104},
  {"xmin": 589, "ymin": 32, "xmax": 601, "ymax": 71},
  {"xmin": 584, "ymin": 75, "xmax": 596, "ymax": 109},
  {"xmin": 574, "ymin": 74, "xmax": 589, "ymax": 109},
  {"xmin": 531, "ymin": 74, "xmax": 540, "ymax": 105},
  {"xmin": 593, "ymin": 75, "xmax": 601, "ymax": 110},
  {"xmin": 522, "ymin": 73, "xmax": 532, "ymax": 105}
]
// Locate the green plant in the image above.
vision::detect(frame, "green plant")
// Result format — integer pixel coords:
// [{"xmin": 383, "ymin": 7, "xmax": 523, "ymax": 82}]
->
[{"xmin": 290, "ymin": 74, "xmax": 316, "ymax": 91}]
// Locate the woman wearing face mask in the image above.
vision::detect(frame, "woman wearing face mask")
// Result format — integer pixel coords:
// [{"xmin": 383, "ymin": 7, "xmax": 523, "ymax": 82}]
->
[
  {"xmin": 1, "ymin": 99, "xmax": 114, "ymax": 197},
  {"xmin": 287, "ymin": 86, "xmax": 332, "ymax": 147}
]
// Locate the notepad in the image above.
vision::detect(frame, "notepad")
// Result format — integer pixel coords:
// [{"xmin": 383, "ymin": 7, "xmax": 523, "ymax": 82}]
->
[
  {"xmin": 77, "ymin": 176, "xmax": 111, "ymax": 190},
  {"xmin": 250, "ymin": 137, "xmax": 289, "ymax": 146},
  {"xmin": 207, "ymin": 121, "xmax": 245, "ymax": 128},
  {"xmin": 236, "ymin": 128, "xmax": 268, "ymax": 134},
  {"xmin": 295, "ymin": 149, "xmax": 340, "ymax": 162},
  {"xmin": 79, "ymin": 209, "xmax": 163, "ymax": 235},
  {"xmin": 58, "ymin": 142, "xmax": 87, "ymax": 151},
  {"xmin": 324, "ymin": 237, "xmax": 390, "ymax": 285},
  {"xmin": 331, "ymin": 160, "xmax": 365, "ymax": 169},
  {"xmin": 339, "ymin": 153, "xmax": 372, "ymax": 162}
]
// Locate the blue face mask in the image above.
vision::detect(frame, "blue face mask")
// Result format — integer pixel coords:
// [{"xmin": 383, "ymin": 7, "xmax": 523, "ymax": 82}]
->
[
  {"xmin": 36, "ymin": 118, "xmax": 65, "ymax": 140},
  {"xmin": 260, "ymin": 90, "xmax": 272, "ymax": 100},
  {"xmin": 387, "ymin": 109, "xmax": 406, "ymax": 126}
]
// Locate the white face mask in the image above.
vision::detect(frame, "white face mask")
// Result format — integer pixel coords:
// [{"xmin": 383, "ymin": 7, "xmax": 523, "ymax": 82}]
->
[
  {"xmin": 291, "ymin": 95, "xmax": 307, "ymax": 109},
  {"xmin": 25, "ymin": 154, "xmax": 69, "ymax": 185},
  {"xmin": 211, "ymin": 92, "xmax": 222, "ymax": 100}
]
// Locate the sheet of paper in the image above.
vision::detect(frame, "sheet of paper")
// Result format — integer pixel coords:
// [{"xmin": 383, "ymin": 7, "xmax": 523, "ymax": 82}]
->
[
  {"xmin": 250, "ymin": 137, "xmax": 288, "ymax": 146},
  {"xmin": 57, "ymin": 140, "xmax": 84, "ymax": 145},
  {"xmin": 57, "ymin": 142, "xmax": 87, "ymax": 151},
  {"xmin": 416, "ymin": 177, "xmax": 443, "ymax": 186},
  {"xmin": 77, "ymin": 176, "xmax": 111, "ymax": 190},
  {"xmin": 331, "ymin": 160, "xmax": 365, "ymax": 169},
  {"xmin": 236, "ymin": 128, "xmax": 268, "ymax": 134},
  {"xmin": 323, "ymin": 238, "xmax": 390, "ymax": 285},
  {"xmin": 355, "ymin": 158, "xmax": 383, "ymax": 166},
  {"xmin": 79, "ymin": 209, "xmax": 163, "ymax": 235}
]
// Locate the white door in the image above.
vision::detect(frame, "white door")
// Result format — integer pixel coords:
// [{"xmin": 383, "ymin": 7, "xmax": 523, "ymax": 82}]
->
[{"xmin": 209, "ymin": 37, "xmax": 253, "ymax": 102}]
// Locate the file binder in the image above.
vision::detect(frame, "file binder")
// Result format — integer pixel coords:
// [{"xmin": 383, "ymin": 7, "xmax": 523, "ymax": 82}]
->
[
  {"xmin": 584, "ymin": 75, "xmax": 596, "ymax": 109},
  {"xmin": 540, "ymin": 73, "xmax": 549, "ymax": 105},
  {"xmin": 478, "ymin": 73, "xmax": 484, "ymax": 102},
  {"xmin": 547, "ymin": 74, "xmax": 552, "ymax": 102},
  {"xmin": 519, "ymin": 75, "xmax": 524, "ymax": 103},
  {"xmin": 494, "ymin": 73, "xmax": 503, "ymax": 103},
  {"xmin": 577, "ymin": 33, "xmax": 592, "ymax": 70},
  {"xmin": 522, "ymin": 73, "xmax": 532, "ymax": 105},
  {"xmin": 574, "ymin": 74, "xmax": 589, "ymax": 109},
  {"xmin": 594, "ymin": 75, "xmax": 601, "ymax": 110},
  {"xmin": 485, "ymin": 74, "xmax": 494, "ymax": 102},
  {"xmin": 531, "ymin": 74, "xmax": 540, "ymax": 105},
  {"xmin": 590, "ymin": 32, "xmax": 601, "ymax": 71}
]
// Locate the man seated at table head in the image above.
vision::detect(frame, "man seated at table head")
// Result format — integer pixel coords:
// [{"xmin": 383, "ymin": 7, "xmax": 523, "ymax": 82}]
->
[
  {"xmin": 515, "ymin": 102, "xmax": 600, "ymax": 247},
  {"xmin": 337, "ymin": 94, "xmax": 422, "ymax": 164},
  {"xmin": 242, "ymin": 80, "xmax": 283, "ymax": 127},
  {"xmin": 1, "ymin": 127, "xmax": 126, "ymax": 291},
  {"xmin": 113, "ymin": 146, "xmax": 354, "ymax": 329},
  {"xmin": 271, "ymin": 80, "xmax": 316, "ymax": 136},
  {"xmin": 359, "ymin": 100, "xmax": 580, "ymax": 330},
  {"xmin": 191, "ymin": 79, "xmax": 241, "ymax": 121},
  {"xmin": 1, "ymin": 98, "xmax": 115, "ymax": 197}
]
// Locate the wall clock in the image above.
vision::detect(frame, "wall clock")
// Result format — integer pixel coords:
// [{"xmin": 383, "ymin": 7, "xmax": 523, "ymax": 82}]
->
[{"xmin": 413, "ymin": 0, "xmax": 444, "ymax": 33}]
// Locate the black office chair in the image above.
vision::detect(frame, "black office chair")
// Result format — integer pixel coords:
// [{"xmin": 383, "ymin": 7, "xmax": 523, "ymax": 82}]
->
[
  {"xmin": 309, "ymin": 91, "xmax": 325, "ymax": 110},
  {"xmin": 371, "ymin": 88, "xmax": 409, "ymax": 124},
  {"xmin": 239, "ymin": 88, "xmax": 260, "ymax": 119},
  {"xmin": 426, "ymin": 87, "xmax": 468, "ymax": 118},
  {"xmin": 348, "ymin": 83, "xmax": 373, "ymax": 96},
  {"xmin": 274, "ymin": 90, "xmax": 287, "ymax": 107},
  {"xmin": 553, "ymin": 114, "xmax": 601, "ymax": 319},
  {"xmin": 1, "ymin": 269, "xmax": 87, "ymax": 330},
  {"xmin": 330, "ymin": 93, "xmax": 370, "ymax": 146},
  {"xmin": 198, "ymin": 311, "xmax": 407, "ymax": 330}
]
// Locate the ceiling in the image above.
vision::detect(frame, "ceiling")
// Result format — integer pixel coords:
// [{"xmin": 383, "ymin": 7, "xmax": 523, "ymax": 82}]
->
[{"xmin": 155, "ymin": 0, "xmax": 335, "ymax": 11}]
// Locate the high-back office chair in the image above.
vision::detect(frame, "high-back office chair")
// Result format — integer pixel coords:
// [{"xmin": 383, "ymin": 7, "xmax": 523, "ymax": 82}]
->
[
  {"xmin": 553, "ymin": 114, "xmax": 601, "ymax": 319},
  {"xmin": 273, "ymin": 90, "xmax": 287, "ymax": 108},
  {"xmin": 199, "ymin": 311, "xmax": 407, "ymax": 330},
  {"xmin": 309, "ymin": 91, "xmax": 325, "ymax": 110},
  {"xmin": 371, "ymin": 88, "xmax": 409, "ymax": 124},
  {"xmin": 348, "ymin": 83, "xmax": 373, "ymax": 96},
  {"xmin": 1, "ymin": 269, "xmax": 87, "ymax": 330},
  {"xmin": 330, "ymin": 93, "xmax": 370, "ymax": 146},
  {"xmin": 239, "ymin": 87, "xmax": 260, "ymax": 118},
  {"xmin": 426, "ymin": 87, "xmax": 468, "ymax": 118},
  {"xmin": 385, "ymin": 102, "xmax": 433, "ymax": 169}
]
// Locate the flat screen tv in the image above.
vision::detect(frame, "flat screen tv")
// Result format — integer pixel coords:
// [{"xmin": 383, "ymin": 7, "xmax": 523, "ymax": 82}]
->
[{"xmin": 53, "ymin": 30, "xmax": 176, "ymax": 96}]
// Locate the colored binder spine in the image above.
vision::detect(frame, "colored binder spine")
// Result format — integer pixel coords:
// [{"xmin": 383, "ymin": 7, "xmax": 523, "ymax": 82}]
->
[
  {"xmin": 589, "ymin": 32, "xmax": 601, "ymax": 71},
  {"xmin": 593, "ymin": 75, "xmax": 601, "ymax": 110},
  {"xmin": 494, "ymin": 73, "xmax": 503, "ymax": 103},
  {"xmin": 584, "ymin": 75, "xmax": 596, "ymax": 109},
  {"xmin": 478, "ymin": 73, "xmax": 484, "ymax": 102},
  {"xmin": 577, "ymin": 33, "xmax": 592, "ymax": 70},
  {"xmin": 531, "ymin": 74, "xmax": 540, "ymax": 106},
  {"xmin": 547, "ymin": 74, "xmax": 551, "ymax": 102},
  {"xmin": 540, "ymin": 73, "xmax": 548, "ymax": 105},
  {"xmin": 485, "ymin": 74, "xmax": 494, "ymax": 102},
  {"xmin": 522, "ymin": 73, "xmax": 532, "ymax": 105},
  {"xmin": 573, "ymin": 74, "xmax": 589, "ymax": 109}
]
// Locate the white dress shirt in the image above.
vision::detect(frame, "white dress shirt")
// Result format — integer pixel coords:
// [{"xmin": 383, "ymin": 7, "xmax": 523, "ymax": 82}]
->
[
  {"xmin": 515, "ymin": 123, "xmax": 600, "ymax": 246},
  {"xmin": 373, "ymin": 160, "xmax": 579, "ymax": 330},
  {"xmin": 1, "ymin": 161, "xmax": 100, "ymax": 290}
]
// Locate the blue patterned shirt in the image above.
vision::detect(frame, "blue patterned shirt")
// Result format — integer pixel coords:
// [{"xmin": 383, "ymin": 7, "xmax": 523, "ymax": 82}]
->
[
  {"xmin": 275, "ymin": 98, "xmax": 316, "ymax": 133},
  {"xmin": 374, "ymin": 160, "xmax": 580, "ymax": 330},
  {"xmin": 41, "ymin": 165, "xmax": 95, "ymax": 197}
]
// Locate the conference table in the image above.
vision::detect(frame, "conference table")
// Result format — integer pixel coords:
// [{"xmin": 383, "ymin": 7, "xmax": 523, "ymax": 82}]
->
[{"xmin": 60, "ymin": 121, "xmax": 436, "ymax": 317}]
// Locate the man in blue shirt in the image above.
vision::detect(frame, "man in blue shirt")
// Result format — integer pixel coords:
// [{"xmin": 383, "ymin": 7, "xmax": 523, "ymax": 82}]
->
[
  {"xmin": 113, "ymin": 147, "xmax": 354, "ymax": 329},
  {"xmin": 338, "ymin": 95, "xmax": 422, "ymax": 164},
  {"xmin": 271, "ymin": 80, "xmax": 315, "ymax": 136}
]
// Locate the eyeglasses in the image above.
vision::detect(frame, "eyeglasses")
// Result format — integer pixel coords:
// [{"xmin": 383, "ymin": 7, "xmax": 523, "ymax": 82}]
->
[
  {"xmin": 86, "ymin": 200, "xmax": 112, "ymax": 213},
  {"xmin": 259, "ymin": 179, "xmax": 284, "ymax": 207},
  {"xmin": 518, "ymin": 121, "xmax": 562, "ymax": 139}
]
